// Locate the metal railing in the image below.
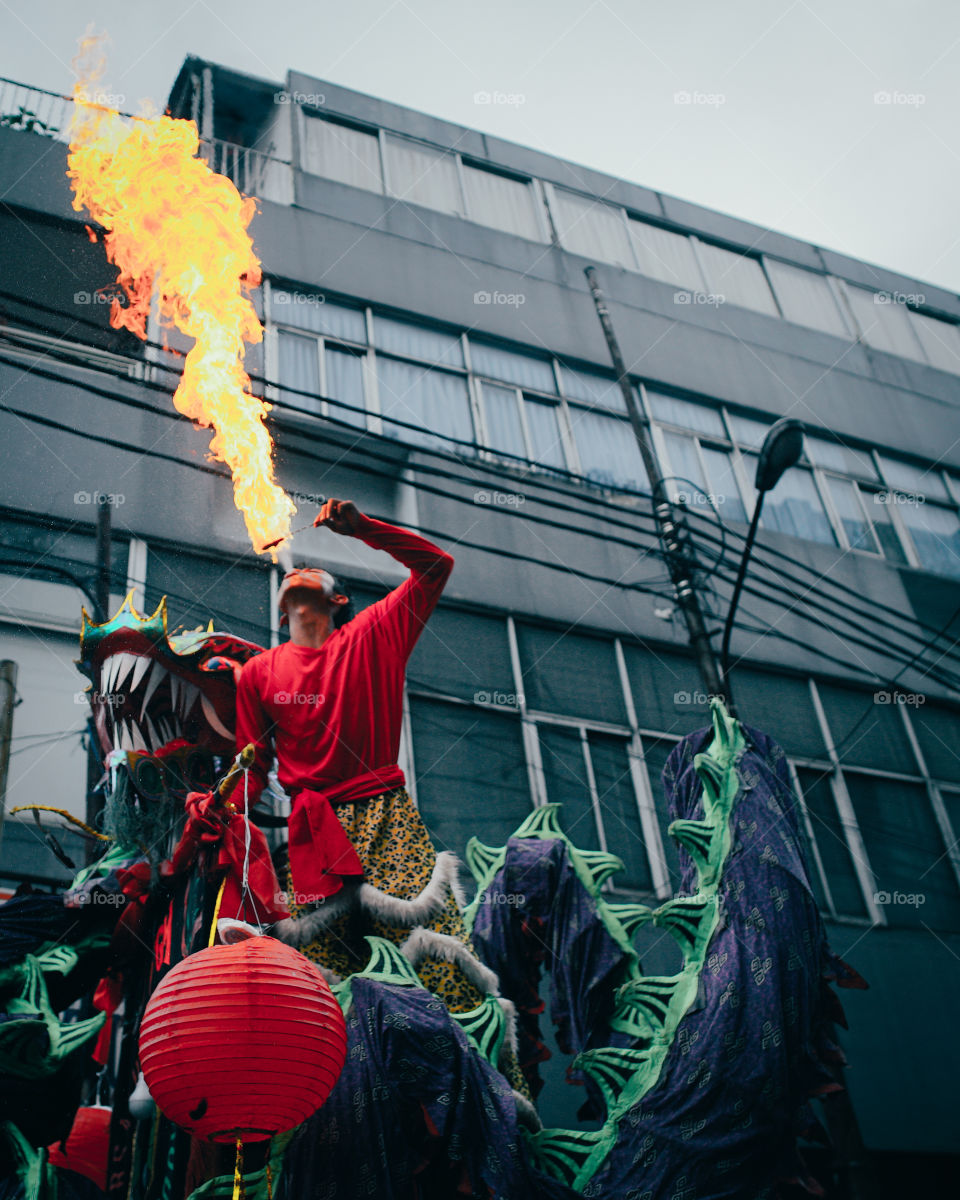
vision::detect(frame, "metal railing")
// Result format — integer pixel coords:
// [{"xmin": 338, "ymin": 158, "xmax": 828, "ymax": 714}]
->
[{"xmin": 0, "ymin": 76, "xmax": 293, "ymax": 204}]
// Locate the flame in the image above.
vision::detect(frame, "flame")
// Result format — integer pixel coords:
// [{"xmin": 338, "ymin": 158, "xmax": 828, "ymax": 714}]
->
[{"xmin": 66, "ymin": 37, "xmax": 295, "ymax": 555}]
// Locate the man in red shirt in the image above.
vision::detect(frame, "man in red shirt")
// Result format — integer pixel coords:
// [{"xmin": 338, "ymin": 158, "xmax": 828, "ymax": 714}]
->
[{"xmin": 236, "ymin": 498, "xmax": 484, "ymax": 1010}]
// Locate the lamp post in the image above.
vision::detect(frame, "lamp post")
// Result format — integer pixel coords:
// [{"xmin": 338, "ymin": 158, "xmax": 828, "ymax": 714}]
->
[{"xmin": 720, "ymin": 418, "xmax": 804, "ymax": 711}]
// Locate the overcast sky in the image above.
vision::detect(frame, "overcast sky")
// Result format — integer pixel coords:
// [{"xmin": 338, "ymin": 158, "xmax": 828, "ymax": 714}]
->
[{"xmin": 3, "ymin": 0, "xmax": 958, "ymax": 293}]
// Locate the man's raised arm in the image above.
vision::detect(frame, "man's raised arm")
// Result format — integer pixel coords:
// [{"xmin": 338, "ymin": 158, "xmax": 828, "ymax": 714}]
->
[{"xmin": 315, "ymin": 498, "xmax": 453, "ymax": 657}]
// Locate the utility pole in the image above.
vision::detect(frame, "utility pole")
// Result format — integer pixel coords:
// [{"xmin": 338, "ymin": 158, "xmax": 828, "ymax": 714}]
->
[
  {"xmin": 86, "ymin": 500, "xmax": 113, "ymax": 852},
  {"xmin": 0, "ymin": 661, "xmax": 18, "ymax": 852},
  {"xmin": 584, "ymin": 267, "xmax": 726, "ymax": 702}
]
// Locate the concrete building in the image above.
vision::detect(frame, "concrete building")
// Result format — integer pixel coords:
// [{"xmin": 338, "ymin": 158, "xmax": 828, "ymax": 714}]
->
[{"xmin": 0, "ymin": 58, "xmax": 958, "ymax": 1191}]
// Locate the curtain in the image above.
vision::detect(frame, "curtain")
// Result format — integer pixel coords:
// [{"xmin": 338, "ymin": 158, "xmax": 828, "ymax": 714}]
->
[
  {"xmin": 374, "ymin": 314, "xmax": 462, "ymax": 366},
  {"xmin": 325, "ymin": 346, "xmax": 366, "ymax": 428},
  {"xmin": 647, "ymin": 391, "xmax": 725, "ymax": 438},
  {"xmin": 376, "ymin": 356, "xmax": 474, "ymax": 450},
  {"xmin": 481, "ymin": 383, "xmax": 525, "ymax": 456},
  {"xmin": 846, "ymin": 285, "xmax": 924, "ymax": 359},
  {"xmin": 278, "ymin": 330, "xmax": 320, "ymax": 413},
  {"xmin": 764, "ymin": 259, "xmax": 851, "ymax": 337},
  {"xmin": 524, "ymin": 399, "xmax": 567, "ymax": 470},
  {"xmin": 570, "ymin": 408, "xmax": 648, "ymax": 491},
  {"xmin": 588, "ymin": 732, "xmax": 653, "ymax": 891},
  {"xmin": 551, "ymin": 188, "xmax": 636, "ymax": 269},
  {"xmin": 559, "ymin": 364, "xmax": 626, "ymax": 412},
  {"xmin": 629, "ymin": 219, "xmax": 707, "ymax": 291},
  {"xmin": 469, "ymin": 340, "xmax": 556, "ymax": 393},
  {"xmin": 694, "ymin": 241, "xmax": 779, "ymax": 315},
  {"xmin": 795, "ymin": 768, "xmax": 867, "ymax": 919},
  {"xmin": 538, "ymin": 724, "xmax": 601, "ymax": 851},
  {"xmin": 270, "ymin": 290, "xmax": 367, "ymax": 343},
  {"xmin": 384, "ymin": 135, "xmax": 462, "ymax": 213},
  {"xmin": 300, "ymin": 114, "xmax": 383, "ymax": 192}
]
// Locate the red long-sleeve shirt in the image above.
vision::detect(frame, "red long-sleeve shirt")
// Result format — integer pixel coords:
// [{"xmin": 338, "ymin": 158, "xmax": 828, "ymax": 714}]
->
[{"xmin": 235, "ymin": 516, "xmax": 452, "ymax": 803}]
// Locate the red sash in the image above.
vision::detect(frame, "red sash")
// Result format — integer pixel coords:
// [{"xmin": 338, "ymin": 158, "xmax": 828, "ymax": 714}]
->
[{"xmin": 287, "ymin": 765, "xmax": 405, "ymax": 901}]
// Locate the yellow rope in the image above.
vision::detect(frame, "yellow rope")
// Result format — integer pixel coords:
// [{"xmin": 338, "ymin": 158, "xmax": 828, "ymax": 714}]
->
[
  {"xmin": 208, "ymin": 878, "xmax": 227, "ymax": 948},
  {"xmin": 232, "ymin": 1138, "xmax": 244, "ymax": 1200},
  {"xmin": 9, "ymin": 805, "xmax": 110, "ymax": 840},
  {"xmin": 265, "ymin": 1162, "xmax": 273, "ymax": 1200}
]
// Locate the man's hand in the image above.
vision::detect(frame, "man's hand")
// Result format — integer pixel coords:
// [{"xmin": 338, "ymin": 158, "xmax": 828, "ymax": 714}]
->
[{"xmin": 313, "ymin": 498, "xmax": 366, "ymax": 536}]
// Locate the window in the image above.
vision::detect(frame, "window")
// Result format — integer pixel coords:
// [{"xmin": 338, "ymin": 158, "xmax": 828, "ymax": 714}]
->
[
  {"xmin": 408, "ymin": 608, "xmax": 514, "ymax": 704},
  {"xmin": 373, "ymin": 314, "xmax": 463, "ymax": 367},
  {"xmin": 568, "ymin": 407, "xmax": 648, "ymax": 492},
  {"xmin": 300, "ymin": 114, "xmax": 384, "ymax": 192},
  {"xmin": 628, "ymin": 220, "xmax": 707, "ymax": 292},
  {"xmin": 693, "ymin": 241, "xmax": 779, "ymax": 316},
  {"xmin": 805, "ymin": 436, "xmax": 878, "ymax": 482},
  {"xmin": 325, "ymin": 346, "xmax": 366, "ymax": 428},
  {"xmin": 270, "ymin": 290, "xmax": 367, "ymax": 343},
  {"xmin": 651, "ymin": 395, "xmax": 747, "ymax": 521},
  {"xmin": 739, "ymin": 450, "xmax": 836, "ymax": 545},
  {"xmin": 878, "ymin": 457, "xmax": 950, "ymax": 504},
  {"xmin": 763, "ymin": 260, "xmax": 852, "ymax": 338},
  {"xmin": 911, "ymin": 703, "xmax": 960, "ymax": 784},
  {"xmin": 824, "ymin": 477, "xmax": 885, "ymax": 555},
  {"xmin": 897, "ymin": 502, "xmax": 960, "ymax": 578},
  {"xmin": 469, "ymin": 340, "xmax": 557, "ymax": 393},
  {"xmin": 462, "ymin": 163, "xmax": 545, "ymax": 241},
  {"xmin": 376, "ymin": 357, "xmax": 474, "ymax": 451},
  {"xmin": 909, "ymin": 310, "xmax": 960, "ymax": 374},
  {"xmin": 524, "ymin": 398, "xmax": 567, "ymax": 470},
  {"xmin": 794, "ymin": 767, "xmax": 868, "ymax": 919},
  {"xmin": 480, "ymin": 382, "xmax": 525, "ymax": 459},
  {"xmin": 384, "ymin": 135, "xmax": 463, "ymax": 214},
  {"xmin": 277, "ymin": 331, "xmax": 320, "ymax": 413},
  {"xmin": 550, "ymin": 188, "xmax": 637, "ymax": 269},
  {"xmin": 145, "ymin": 549, "xmax": 271, "ymax": 647},
  {"xmin": 647, "ymin": 392, "xmax": 726, "ymax": 439},
  {"xmin": 515, "ymin": 624, "xmax": 627, "ymax": 725},
  {"xmin": 846, "ymin": 287, "xmax": 924, "ymax": 359},
  {"xmin": 559, "ymin": 365, "xmax": 626, "ymax": 413}
]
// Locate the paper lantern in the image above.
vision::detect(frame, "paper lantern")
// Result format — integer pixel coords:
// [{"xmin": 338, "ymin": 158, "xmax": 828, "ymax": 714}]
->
[
  {"xmin": 47, "ymin": 1105, "xmax": 111, "ymax": 1190},
  {"xmin": 139, "ymin": 936, "xmax": 346, "ymax": 1142}
]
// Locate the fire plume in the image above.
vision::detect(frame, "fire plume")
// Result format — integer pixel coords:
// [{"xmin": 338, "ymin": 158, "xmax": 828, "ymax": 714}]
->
[{"xmin": 67, "ymin": 39, "xmax": 295, "ymax": 555}]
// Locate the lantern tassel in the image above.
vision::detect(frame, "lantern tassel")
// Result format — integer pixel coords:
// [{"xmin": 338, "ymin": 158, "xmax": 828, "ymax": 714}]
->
[{"xmin": 232, "ymin": 1137, "xmax": 245, "ymax": 1200}]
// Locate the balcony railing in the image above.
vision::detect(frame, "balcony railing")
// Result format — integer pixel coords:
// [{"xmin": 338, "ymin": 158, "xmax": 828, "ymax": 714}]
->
[{"xmin": 0, "ymin": 76, "xmax": 293, "ymax": 204}]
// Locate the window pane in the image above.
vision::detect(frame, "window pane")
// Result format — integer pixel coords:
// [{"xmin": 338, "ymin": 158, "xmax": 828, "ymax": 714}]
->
[
  {"xmin": 700, "ymin": 445, "xmax": 747, "ymax": 523},
  {"xmin": 410, "ymin": 698, "xmax": 531, "ymax": 855},
  {"xmin": 805, "ymin": 436, "xmax": 879, "ymax": 481},
  {"xmin": 300, "ymin": 115, "xmax": 383, "ymax": 192},
  {"xmin": 878, "ymin": 457, "xmax": 950, "ymax": 503},
  {"xmin": 629, "ymin": 220, "xmax": 706, "ymax": 291},
  {"xmin": 481, "ymin": 383, "xmax": 524, "ymax": 457},
  {"xmin": 640, "ymin": 737, "xmax": 683, "ymax": 888},
  {"xmin": 912, "ymin": 703, "xmax": 960, "ymax": 783},
  {"xmin": 539, "ymin": 724, "xmax": 600, "ymax": 850},
  {"xmin": 377, "ymin": 357, "xmax": 474, "ymax": 451},
  {"xmin": 408, "ymin": 608, "xmax": 513, "ymax": 704},
  {"xmin": 754, "ymin": 461, "xmax": 836, "ymax": 545},
  {"xmin": 662, "ymin": 431, "xmax": 707, "ymax": 495},
  {"xmin": 551, "ymin": 188, "xmax": 636, "ymax": 269},
  {"xmin": 469, "ymin": 341, "xmax": 556, "ymax": 393},
  {"xmin": 516, "ymin": 624, "xmax": 627, "ymax": 725},
  {"xmin": 325, "ymin": 346, "xmax": 365, "ymax": 429},
  {"xmin": 826, "ymin": 477, "xmax": 878, "ymax": 552},
  {"xmin": 560, "ymin": 365, "xmax": 626, "ymax": 413},
  {"xmin": 899, "ymin": 503, "xmax": 960, "ymax": 578},
  {"xmin": 277, "ymin": 330, "xmax": 320, "ymax": 413},
  {"xmin": 569, "ymin": 408, "xmax": 649, "ymax": 492},
  {"xmin": 863, "ymin": 491, "xmax": 908, "ymax": 564},
  {"xmin": 623, "ymin": 645, "xmax": 711, "ymax": 737},
  {"xmin": 647, "ymin": 391, "xmax": 726, "ymax": 438},
  {"xmin": 589, "ymin": 732, "xmax": 652, "ymax": 891},
  {"xmin": 818, "ymin": 681, "xmax": 919, "ymax": 774},
  {"xmin": 145, "ymin": 550, "xmax": 271, "ymax": 647},
  {"xmin": 795, "ymin": 768, "xmax": 867, "ymax": 919},
  {"xmin": 384, "ymin": 135, "xmax": 462, "ymax": 213},
  {"xmin": 846, "ymin": 773, "xmax": 960, "ymax": 930},
  {"xmin": 909, "ymin": 310, "xmax": 960, "ymax": 374},
  {"xmin": 374, "ymin": 315, "xmax": 463, "ymax": 367},
  {"xmin": 462, "ymin": 163, "xmax": 544, "ymax": 241},
  {"xmin": 270, "ymin": 290, "xmax": 367, "ymax": 343},
  {"xmin": 764, "ymin": 260, "xmax": 851, "ymax": 338},
  {"xmin": 846, "ymin": 287, "xmax": 924, "ymax": 359},
  {"xmin": 726, "ymin": 412, "xmax": 771, "ymax": 450},
  {"xmin": 734, "ymin": 670, "xmax": 826, "ymax": 758},
  {"xmin": 525, "ymin": 399, "xmax": 566, "ymax": 469},
  {"xmin": 694, "ymin": 242, "xmax": 779, "ymax": 316}
]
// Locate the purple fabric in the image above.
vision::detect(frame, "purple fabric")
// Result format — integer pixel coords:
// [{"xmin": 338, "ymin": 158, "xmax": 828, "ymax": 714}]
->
[
  {"xmin": 469, "ymin": 836, "xmax": 632, "ymax": 1095},
  {"xmin": 278, "ymin": 975, "xmax": 578, "ymax": 1200},
  {"xmin": 581, "ymin": 724, "xmax": 859, "ymax": 1199}
]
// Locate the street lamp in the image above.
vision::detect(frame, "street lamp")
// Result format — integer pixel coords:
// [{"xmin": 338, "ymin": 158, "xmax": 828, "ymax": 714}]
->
[{"xmin": 720, "ymin": 418, "xmax": 805, "ymax": 709}]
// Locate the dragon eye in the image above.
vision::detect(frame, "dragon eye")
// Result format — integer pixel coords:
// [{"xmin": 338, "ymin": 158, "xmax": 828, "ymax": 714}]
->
[{"xmin": 133, "ymin": 757, "xmax": 166, "ymax": 800}]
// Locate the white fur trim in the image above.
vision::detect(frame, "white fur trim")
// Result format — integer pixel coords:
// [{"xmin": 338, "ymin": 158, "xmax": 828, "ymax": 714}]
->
[
  {"xmin": 512, "ymin": 1090, "xmax": 541, "ymax": 1131},
  {"xmin": 497, "ymin": 997, "xmax": 519, "ymax": 1059},
  {"xmin": 270, "ymin": 882, "xmax": 359, "ymax": 946},
  {"xmin": 400, "ymin": 928, "xmax": 501, "ymax": 997},
  {"xmin": 356, "ymin": 851, "xmax": 463, "ymax": 926}
]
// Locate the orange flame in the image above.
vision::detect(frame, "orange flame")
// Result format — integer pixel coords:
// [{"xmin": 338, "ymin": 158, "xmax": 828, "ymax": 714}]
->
[{"xmin": 67, "ymin": 37, "xmax": 295, "ymax": 556}]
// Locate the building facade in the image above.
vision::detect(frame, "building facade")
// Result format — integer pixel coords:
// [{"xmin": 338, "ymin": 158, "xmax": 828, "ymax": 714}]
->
[{"xmin": 0, "ymin": 59, "xmax": 958, "ymax": 1189}]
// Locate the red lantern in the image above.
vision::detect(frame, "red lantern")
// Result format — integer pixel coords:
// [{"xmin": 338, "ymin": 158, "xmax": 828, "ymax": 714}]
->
[
  {"xmin": 47, "ymin": 1106, "xmax": 111, "ymax": 1191},
  {"xmin": 139, "ymin": 936, "xmax": 346, "ymax": 1142}
]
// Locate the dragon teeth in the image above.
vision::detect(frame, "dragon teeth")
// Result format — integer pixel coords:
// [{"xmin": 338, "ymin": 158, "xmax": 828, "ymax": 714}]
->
[
  {"xmin": 139, "ymin": 662, "xmax": 164, "ymax": 720},
  {"xmin": 201, "ymin": 693, "xmax": 233, "ymax": 740},
  {"xmin": 129, "ymin": 655, "xmax": 151, "ymax": 693}
]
